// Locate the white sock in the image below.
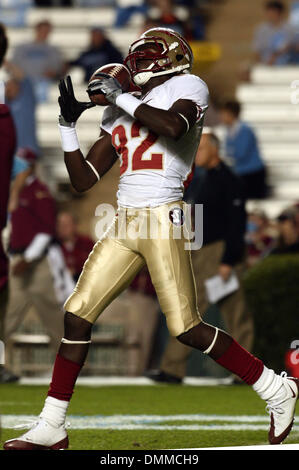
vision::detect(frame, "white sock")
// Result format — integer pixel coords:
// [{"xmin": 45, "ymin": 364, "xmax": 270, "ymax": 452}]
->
[
  {"xmin": 252, "ymin": 366, "xmax": 287, "ymax": 402},
  {"xmin": 40, "ymin": 396, "xmax": 69, "ymax": 428}
]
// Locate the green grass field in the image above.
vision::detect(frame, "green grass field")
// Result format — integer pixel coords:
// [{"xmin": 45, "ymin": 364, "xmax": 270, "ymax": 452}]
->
[{"xmin": 1, "ymin": 384, "xmax": 298, "ymax": 450}]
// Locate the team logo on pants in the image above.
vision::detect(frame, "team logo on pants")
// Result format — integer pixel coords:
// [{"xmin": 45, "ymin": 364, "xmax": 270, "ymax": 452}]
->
[
  {"xmin": 94, "ymin": 203, "xmax": 203, "ymax": 250},
  {"xmin": 169, "ymin": 207, "xmax": 185, "ymax": 226}
]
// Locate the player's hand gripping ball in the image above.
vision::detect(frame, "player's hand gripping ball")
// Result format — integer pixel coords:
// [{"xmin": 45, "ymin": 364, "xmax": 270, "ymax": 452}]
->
[{"xmin": 87, "ymin": 63, "xmax": 132, "ymax": 106}]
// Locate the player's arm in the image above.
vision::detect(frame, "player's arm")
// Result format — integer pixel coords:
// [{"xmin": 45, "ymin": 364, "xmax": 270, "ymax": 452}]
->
[
  {"xmin": 58, "ymin": 76, "xmax": 117, "ymax": 192},
  {"xmin": 89, "ymin": 75, "xmax": 198, "ymax": 140},
  {"xmin": 64, "ymin": 130, "xmax": 117, "ymax": 193},
  {"xmin": 134, "ymin": 99, "xmax": 197, "ymax": 140}
]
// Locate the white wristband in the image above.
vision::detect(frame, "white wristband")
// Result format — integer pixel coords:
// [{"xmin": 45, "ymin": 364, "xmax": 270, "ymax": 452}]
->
[
  {"xmin": 115, "ymin": 93, "xmax": 141, "ymax": 118},
  {"xmin": 59, "ymin": 124, "xmax": 80, "ymax": 152}
]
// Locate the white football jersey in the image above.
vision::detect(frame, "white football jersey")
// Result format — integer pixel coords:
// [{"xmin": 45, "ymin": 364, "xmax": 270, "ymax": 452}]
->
[{"xmin": 101, "ymin": 74, "xmax": 209, "ymax": 208}]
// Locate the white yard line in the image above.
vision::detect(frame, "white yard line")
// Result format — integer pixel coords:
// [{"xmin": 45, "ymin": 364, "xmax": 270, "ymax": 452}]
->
[
  {"xmin": 2, "ymin": 414, "xmax": 299, "ymax": 431},
  {"xmin": 19, "ymin": 376, "xmax": 233, "ymax": 386}
]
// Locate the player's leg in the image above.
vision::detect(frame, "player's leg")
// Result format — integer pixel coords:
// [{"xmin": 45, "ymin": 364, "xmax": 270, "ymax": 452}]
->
[
  {"xmin": 157, "ymin": 242, "xmax": 213, "ymax": 382},
  {"xmin": 178, "ymin": 243, "xmax": 297, "ymax": 443},
  {"xmin": 177, "ymin": 321, "xmax": 299, "ymax": 444},
  {"xmin": 140, "ymin": 202, "xmax": 202, "ymax": 338},
  {"xmin": 4, "ymin": 235, "xmax": 144, "ymax": 450},
  {"xmin": 46, "ymin": 235, "xmax": 144, "ymax": 394},
  {"xmin": 143, "ymin": 202, "xmax": 298, "ymax": 445}
]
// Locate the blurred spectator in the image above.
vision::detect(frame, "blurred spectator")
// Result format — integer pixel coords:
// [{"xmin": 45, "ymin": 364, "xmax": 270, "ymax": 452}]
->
[
  {"xmin": 34, "ymin": 0, "xmax": 72, "ymax": 5},
  {"xmin": 0, "ymin": 23, "xmax": 18, "ymax": 383},
  {"xmin": 148, "ymin": 131, "xmax": 253, "ymax": 384},
  {"xmin": 140, "ymin": 17, "xmax": 160, "ymax": 34},
  {"xmin": 8, "ymin": 150, "xmax": 32, "ymax": 214},
  {"xmin": 69, "ymin": 27, "xmax": 123, "ymax": 83},
  {"xmin": 11, "ymin": 20, "xmax": 65, "ymax": 102},
  {"xmin": 289, "ymin": 1, "xmax": 299, "ymax": 63},
  {"xmin": 293, "ymin": 202, "xmax": 299, "ymax": 231},
  {"xmin": 271, "ymin": 208, "xmax": 299, "ymax": 254},
  {"xmin": 76, "ymin": 0, "xmax": 106, "ymax": 5},
  {"xmin": 290, "ymin": 0, "xmax": 299, "ymax": 25},
  {"xmin": 186, "ymin": 3, "xmax": 206, "ymax": 40},
  {"xmin": 252, "ymin": 1, "xmax": 295, "ymax": 65},
  {"xmin": 5, "ymin": 149, "xmax": 73, "ymax": 352},
  {"xmin": 184, "ymin": 105, "xmax": 221, "ymax": 201},
  {"xmin": 5, "ymin": 63, "xmax": 39, "ymax": 155},
  {"xmin": 174, "ymin": 0, "xmax": 206, "ymax": 40},
  {"xmin": 56, "ymin": 211, "xmax": 94, "ymax": 281},
  {"xmin": 148, "ymin": 0, "xmax": 189, "ymax": 36},
  {"xmin": 10, "ymin": 152, "xmax": 30, "ymax": 180},
  {"xmin": 219, "ymin": 100, "xmax": 268, "ymax": 200},
  {"xmin": 246, "ymin": 210, "xmax": 276, "ymax": 266},
  {"xmin": 114, "ymin": 0, "xmax": 148, "ymax": 28},
  {"xmin": 203, "ymin": 101, "xmax": 220, "ymax": 128},
  {"xmin": 0, "ymin": 0, "xmax": 32, "ymax": 28}
]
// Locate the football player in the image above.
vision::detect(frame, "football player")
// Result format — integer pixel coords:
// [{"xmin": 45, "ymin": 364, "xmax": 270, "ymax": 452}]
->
[{"xmin": 4, "ymin": 28, "xmax": 298, "ymax": 450}]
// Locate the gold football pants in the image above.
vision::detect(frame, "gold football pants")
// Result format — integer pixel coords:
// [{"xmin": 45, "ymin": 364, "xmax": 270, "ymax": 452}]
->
[{"xmin": 64, "ymin": 201, "xmax": 201, "ymax": 337}]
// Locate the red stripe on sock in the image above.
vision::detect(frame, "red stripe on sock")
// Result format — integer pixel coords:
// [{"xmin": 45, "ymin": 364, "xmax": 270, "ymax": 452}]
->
[
  {"xmin": 48, "ymin": 354, "xmax": 82, "ymax": 401},
  {"xmin": 215, "ymin": 339, "xmax": 264, "ymax": 385}
]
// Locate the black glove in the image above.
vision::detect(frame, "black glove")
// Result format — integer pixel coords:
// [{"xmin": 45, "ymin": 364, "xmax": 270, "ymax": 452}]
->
[{"xmin": 58, "ymin": 75, "xmax": 95, "ymax": 124}]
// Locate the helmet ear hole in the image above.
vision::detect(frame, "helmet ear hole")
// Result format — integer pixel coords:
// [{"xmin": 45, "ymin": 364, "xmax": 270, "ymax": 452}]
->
[{"xmin": 176, "ymin": 54, "xmax": 184, "ymax": 61}]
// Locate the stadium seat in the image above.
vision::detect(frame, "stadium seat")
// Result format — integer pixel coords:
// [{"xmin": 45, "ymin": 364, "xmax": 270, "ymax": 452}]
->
[
  {"xmin": 237, "ymin": 63, "xmax": 299, "ymax": 215},
  {"xmin": 237, "ymin": 84, "xmax": 292, "ymax": 103},
  {"xmin": 7, "ymin": 25, "xmax": 139, "ymax": 58},
  {"xmin": 26, "ymin": 7, "xmax": 144, "ymax": 28},
  {"xmin": 242, "ymin": 104, "xmax": 299, "ymax": 123},
  {"xmin": 251, "ymin": 65, "xmax": 299, "ymax": 85}
]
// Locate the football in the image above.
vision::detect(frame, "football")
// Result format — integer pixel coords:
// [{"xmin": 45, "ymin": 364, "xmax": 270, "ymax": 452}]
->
[{"xmin": 87, "ymin": 63, "xmax": 132, "ymax": 106}]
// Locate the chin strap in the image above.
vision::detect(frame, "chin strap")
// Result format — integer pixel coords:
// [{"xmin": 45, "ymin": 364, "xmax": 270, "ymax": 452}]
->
[
  {"xmin": 61, "ymin": 338, "xmax": 91, "ymax": 344},
  {"xmin": 134, "ymin": 64, "xmax": 190, "ymax": 86}
]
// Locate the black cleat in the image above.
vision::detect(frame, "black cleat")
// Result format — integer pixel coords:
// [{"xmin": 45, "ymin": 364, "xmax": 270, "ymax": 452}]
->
[
  {"xmin": 146, "ymin": 370, "xmax": 182, "ymax": 384},
  {"xmin": 0, "ymin": 366, "xmax": 20, "ymax": 384}
]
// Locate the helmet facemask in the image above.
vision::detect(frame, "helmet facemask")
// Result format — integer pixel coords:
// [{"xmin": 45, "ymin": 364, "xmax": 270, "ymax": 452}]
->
[{"xmin": 124, "ymin": 29, "xmax": 193, "ymax": 86}]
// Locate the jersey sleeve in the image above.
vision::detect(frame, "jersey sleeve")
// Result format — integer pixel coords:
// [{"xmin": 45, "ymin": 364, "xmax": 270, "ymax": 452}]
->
[
  {"xmin": 100, "ymin": 105, "xmax": 120, "ymax": 135},
  {"xmin": 100, "ymin": 105, "xmax": 116, "ymax": 135},
  {"xmin": 167, "ymin": 74, "xmax": 209, "ymax": 117}
]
